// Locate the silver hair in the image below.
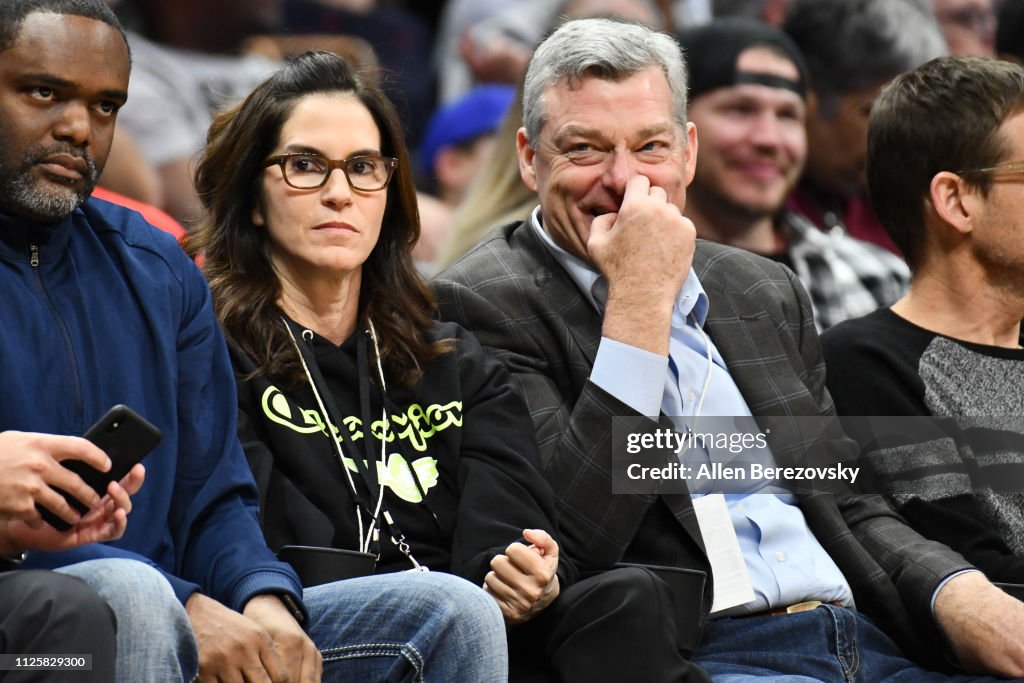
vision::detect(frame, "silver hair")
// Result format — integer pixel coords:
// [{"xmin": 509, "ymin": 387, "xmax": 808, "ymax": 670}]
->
[{"xmin": 522, "ymin": 17, "xmax": 688, "ymax": 143}]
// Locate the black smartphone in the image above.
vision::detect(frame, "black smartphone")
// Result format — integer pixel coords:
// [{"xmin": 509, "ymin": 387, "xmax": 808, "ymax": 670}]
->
[
  {"xmin": 277, "ymin": 545, "xmax": 376, "ymax": 587},
  {"xmin": 37, "ymin": 405, "xmax": 162, "ymax": 531}
]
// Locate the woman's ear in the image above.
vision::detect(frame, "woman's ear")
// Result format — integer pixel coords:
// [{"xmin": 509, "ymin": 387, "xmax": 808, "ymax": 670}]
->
[
  {"xmin": 929, "ymin": 171, "xmax": 975, "ymax": 236},
  {"xmin": 252, "ymin": 202, "xmax": 265, "ymax": 227}
]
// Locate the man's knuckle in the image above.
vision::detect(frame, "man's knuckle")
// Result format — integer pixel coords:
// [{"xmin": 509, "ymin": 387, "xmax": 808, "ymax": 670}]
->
[{"xmin": 26, "ymin": 457, "xmax": 50, "ymax": 475}]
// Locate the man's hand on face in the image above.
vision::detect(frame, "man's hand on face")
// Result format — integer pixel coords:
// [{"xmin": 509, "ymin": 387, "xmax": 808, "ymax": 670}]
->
[
  {"xmin": 934, "ymin": 571, "xmax": 1024, "ymax": 677},
  {"xmin": 588, "ymin": 174, "xmax": 697, "ymax": 356},
  {"xmin": 187, "ymin": 592, "xmax": 321, "ymax": 683}
]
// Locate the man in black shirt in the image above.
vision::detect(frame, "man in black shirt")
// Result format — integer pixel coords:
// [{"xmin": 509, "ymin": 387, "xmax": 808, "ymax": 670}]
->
[{"xmin": 823, "ymin": 56, "xmax": 1024, "ymax": 586}]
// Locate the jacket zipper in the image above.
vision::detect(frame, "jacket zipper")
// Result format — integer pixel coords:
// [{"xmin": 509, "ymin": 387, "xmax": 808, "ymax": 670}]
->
[{"xmin": 29, "ymin": 243, "xmax": 83, "ymax": 421}]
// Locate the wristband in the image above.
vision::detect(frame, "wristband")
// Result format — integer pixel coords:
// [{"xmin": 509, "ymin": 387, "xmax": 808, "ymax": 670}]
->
[{"xmin": 276, "ymin": 592, "xmax": 306, "ymax": 624}]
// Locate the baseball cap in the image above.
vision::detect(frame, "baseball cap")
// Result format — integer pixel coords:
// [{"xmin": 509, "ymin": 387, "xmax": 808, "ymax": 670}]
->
[
  {"xmin": 419, "ymin": 84, "xmax": 517, "ymax": 176},
  {"xmin": 679, "ymin": 18, "xmax": 809, "ymax": 101}
]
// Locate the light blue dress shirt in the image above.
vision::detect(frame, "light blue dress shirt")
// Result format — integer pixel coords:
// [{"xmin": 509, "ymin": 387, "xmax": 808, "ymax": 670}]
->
[{"xmin": 529, "ymin": 208, "xmax": 855, "ymax": 614}]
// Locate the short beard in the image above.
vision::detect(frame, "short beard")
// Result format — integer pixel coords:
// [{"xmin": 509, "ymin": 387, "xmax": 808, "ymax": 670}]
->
[
  {"xmin": 0, "ymin": 145, "xmax": 98, "ymax": 224},
  {"xmin": 694, "ymin": 179, "xmax": 781, "ymax": 224}
]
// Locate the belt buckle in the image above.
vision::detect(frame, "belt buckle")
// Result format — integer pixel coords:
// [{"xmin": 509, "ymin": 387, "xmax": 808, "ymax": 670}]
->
[{"xmin": 785, "ymin": 600, "xmax": 824, "ymax": 614}]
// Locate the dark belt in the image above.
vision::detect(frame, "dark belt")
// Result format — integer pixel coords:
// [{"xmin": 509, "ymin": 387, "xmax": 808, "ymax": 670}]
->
[{"xmin": 764, "ymin": 599, "xmax": 845, "ymax": 617}]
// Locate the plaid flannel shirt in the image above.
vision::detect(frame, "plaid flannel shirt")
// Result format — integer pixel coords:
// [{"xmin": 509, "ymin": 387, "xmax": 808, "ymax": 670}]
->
[{"xmin": 781, "ymin": 210, "xmax": 909, "ymax": 331}]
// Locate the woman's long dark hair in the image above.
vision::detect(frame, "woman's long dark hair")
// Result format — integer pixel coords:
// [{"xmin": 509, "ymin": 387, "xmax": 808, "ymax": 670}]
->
[{"xmin": 186, "ymin": 51, "xmax": 450, "ymax": 387}]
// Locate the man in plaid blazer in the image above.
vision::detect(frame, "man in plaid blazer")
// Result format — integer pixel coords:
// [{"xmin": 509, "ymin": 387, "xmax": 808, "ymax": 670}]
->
[{"xmin": 435, "ymin": 16, "xmax": 1024, "ymax": 682}]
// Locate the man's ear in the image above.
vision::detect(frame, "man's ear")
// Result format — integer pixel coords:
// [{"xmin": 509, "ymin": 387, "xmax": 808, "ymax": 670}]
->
[
  {"xmin": 929, "ymin": 171, "xmax": 975, "ymax": 236},
  {"xmin": 517, "ymin": 127, "xmax": 538, "ymax": 192},
  {"xmin": 683, "ymin": 121, "xmax": 698, "ymax": 185}
]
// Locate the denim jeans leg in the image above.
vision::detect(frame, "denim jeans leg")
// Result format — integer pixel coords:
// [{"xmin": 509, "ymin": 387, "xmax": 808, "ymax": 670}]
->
[
  {"xmin": 303, "ymin": 571, "xmax": 508, "ymax": 683},
  {"xmin": 57, "ymin": 558, "xmax": 198, "ymax": 683},
  {"xmin": 694, "ymin": 605, "xmax": 1004, "ymax": 682},
  {"xmin": 847, "ymin": 607, "xmax": 1003, "ymax": 683},
  {"xmin": 694, "ymin": 610, "xmax": 845, "ymax": 682}
]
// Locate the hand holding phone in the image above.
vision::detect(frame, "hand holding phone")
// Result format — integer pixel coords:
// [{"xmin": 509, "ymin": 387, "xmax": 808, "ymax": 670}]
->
[{"xmin": 36, "ymin": 405, "xmax": 161, "ymax": 531}]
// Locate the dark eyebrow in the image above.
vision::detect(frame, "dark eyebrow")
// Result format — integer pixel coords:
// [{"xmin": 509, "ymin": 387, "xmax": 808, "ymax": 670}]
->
[
  {"xmin": 20, "ymin": 73, "xmax": 127, "ymax": 104},
  {"xmin": 282, "ymin": 144, "xmax": 325, "ymax": 156},
  {"xmin": 100, "ymin": 88, "xmax": 129, "ymax": 104},
  {"xmin": 281, "ymin": 144, "xmax": 383, "ymax": 158},
  {"xmin": 21, "ymin": 72, "xmax": 72, "ymax": 88}
]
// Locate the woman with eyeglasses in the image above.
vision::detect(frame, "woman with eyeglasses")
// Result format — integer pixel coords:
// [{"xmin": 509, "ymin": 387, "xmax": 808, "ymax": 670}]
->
[{"xmin": 184, "ymin": 51, "xmax": 578, "ymax": 681}]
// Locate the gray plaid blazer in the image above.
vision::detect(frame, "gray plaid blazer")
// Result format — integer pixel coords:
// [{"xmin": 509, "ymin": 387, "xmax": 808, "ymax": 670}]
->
[{"xmin": 434, "ymin": 218, "xmax": 972, "ymax": 665}]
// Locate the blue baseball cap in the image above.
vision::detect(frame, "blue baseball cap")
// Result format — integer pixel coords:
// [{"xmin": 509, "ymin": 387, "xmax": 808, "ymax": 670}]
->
[{"xmin": 419, "ymin": 84, "xmax": 517, "ymax": 176}]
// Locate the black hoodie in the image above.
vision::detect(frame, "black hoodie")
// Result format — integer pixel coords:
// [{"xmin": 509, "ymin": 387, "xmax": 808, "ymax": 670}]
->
[{"xmin": 231, "ymin": 319, "xmax": 576, "ymax": 588}]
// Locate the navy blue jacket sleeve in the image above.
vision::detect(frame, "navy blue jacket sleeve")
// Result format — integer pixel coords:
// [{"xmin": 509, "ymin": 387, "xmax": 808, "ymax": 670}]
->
[{"xmin": 169, "ymin": 259, "xmax": 305, "ymax": 614}]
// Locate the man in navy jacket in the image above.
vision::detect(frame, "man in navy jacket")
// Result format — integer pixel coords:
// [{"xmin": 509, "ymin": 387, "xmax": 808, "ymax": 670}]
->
[{"xmin": 0, "ymin": 1, "xmax": 506, "ymax": 681}]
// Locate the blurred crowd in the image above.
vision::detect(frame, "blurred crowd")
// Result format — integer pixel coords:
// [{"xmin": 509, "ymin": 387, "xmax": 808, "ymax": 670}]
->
[
  {"xmin": 97, "ymin": 0, "xmax": 1020, "ymax": 277},
  {"xmin": 12, "ymin": 0, "xmax": 1024, "ymax": 680}
]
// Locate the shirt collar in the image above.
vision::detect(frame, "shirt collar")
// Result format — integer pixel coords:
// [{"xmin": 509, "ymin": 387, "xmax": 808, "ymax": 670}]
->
[
  {"xmin": 529, "ymin": 206, "xmax": 710, "ymax": 326},
  {"xmin": 0, "ymin": 207, "xmax": 73, "ymax": 263}
]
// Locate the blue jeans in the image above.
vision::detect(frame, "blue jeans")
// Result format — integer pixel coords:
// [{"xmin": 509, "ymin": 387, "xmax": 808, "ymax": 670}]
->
[
  {"xmin": 693, "ymin": 604, "xmax": 1003, "ymax": 682},
  {"xmin": 60, "ymin": 560, "xmax": 506, "ymax": 682},
  {"xmin": 58, "ymin": 559, "xmax": 197, "ymax": 683},
  {"xmin": 305, "ymin": 571, "xmax": 507, "ymax": 682}
]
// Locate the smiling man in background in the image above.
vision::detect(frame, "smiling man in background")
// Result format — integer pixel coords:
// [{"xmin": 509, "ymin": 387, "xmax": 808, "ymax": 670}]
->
[
  {"xmin": 0, "ymin": 1, "xmax": 507, "ymax": 681},
  {"xmin": 680, "ymin": 18, "xmax": 908, "ymax": 330}
]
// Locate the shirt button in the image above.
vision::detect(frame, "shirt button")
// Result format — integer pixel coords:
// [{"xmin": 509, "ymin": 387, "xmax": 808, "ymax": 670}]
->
[
  {"xmin": 687, "ymin": 390, "xmax": 697, "ymax": 402},
  {"xmin": 775, "ymin": 552, "xmax": 786, "ymax": 563}
]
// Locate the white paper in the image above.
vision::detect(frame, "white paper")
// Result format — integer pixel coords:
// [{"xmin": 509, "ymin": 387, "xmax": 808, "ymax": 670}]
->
[{"xmin": 692, "ymin": 493, "xmax": 755, "ymax": 613}]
